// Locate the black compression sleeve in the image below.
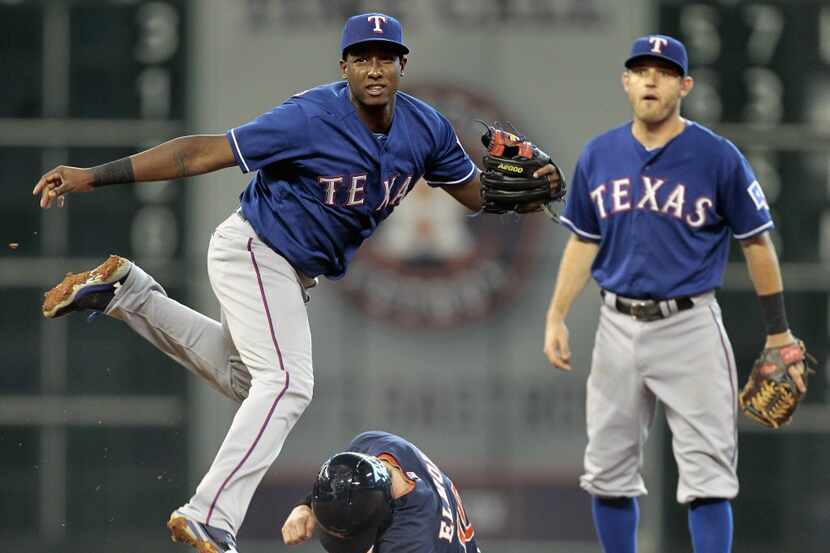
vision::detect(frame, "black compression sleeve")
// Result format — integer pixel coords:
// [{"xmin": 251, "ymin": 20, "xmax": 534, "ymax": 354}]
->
[
  {"xmin": 758, "ymin": 291, "xmax": 789, "ymax": 335},
  {"xmin": 90, "ymin": 157, "xmax": 135, "ymax": 188}
]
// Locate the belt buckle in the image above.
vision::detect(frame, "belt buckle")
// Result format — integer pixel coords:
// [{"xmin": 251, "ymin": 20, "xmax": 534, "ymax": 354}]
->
[{"xmin": 629, "ymin": 300, "xmax": 650, "ymax": 320}]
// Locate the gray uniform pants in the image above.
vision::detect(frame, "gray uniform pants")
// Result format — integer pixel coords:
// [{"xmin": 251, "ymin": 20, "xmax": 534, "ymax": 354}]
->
[
  {"xmin": 579, "ymin": 291, "xmax": 739, "ymax": 504},
  {"xmin": 106, "ymin": 211, "xmax": 314, "ymax": 534}
]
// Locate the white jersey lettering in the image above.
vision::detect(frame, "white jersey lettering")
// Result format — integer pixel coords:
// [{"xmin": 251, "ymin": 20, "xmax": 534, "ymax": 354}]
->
[
  {"xmin": 439, "ymin": 520, "xmax": 454, "ymax": 541},
  {"xmin": 611, "ymin": 178, "xmax": 632, "ymax": 213},
  {"xmin": 686, "ymin": 196, "xmax": 713, "ymax": 227},
  {"xmin": 590, "ymin": 183, "xmax": 608, "ymax": 219},
  {"xmin": 418, "ymin": 451, "xmax": 455, "ymax": 543},
  {"xmin": 636, "ymin": 176, "xmax": 664, "ymax": 211},
  {"xmin": 591, "ymin": 177, "xmax": 720, "ymax": 229},
  {"xmin": 375, "ymin": 175, "xmax": 397, "ymax": 211},
  {"xmin": 661, "ymin": 184, "xmax": 686, "ymax": 219},
  {"xmin": 389, "ymin": 175, "xmax": 414, "ymax": 207},
  {"xmin": 318, "ymin": 176, "xmax": 343, "ymax": 206},
  {"xmin": 345, "ymin": 174, "xmax": 367, "ymax": 207}
]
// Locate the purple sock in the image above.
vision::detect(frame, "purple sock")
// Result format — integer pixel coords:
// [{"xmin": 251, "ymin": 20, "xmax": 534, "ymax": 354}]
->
[
  {"xmin": 592, "ymin": 496, "xmax": 638, "ymax": 553},
  {"xmin": 688, "ymin": 498, "xmax": 733, "ymax": 553}
]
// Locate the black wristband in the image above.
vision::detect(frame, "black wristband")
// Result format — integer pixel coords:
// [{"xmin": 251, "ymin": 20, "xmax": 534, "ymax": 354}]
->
[
  {"xmin": 295, "ymin": 492, "xmax": 313, "ymax": 509},
  {"xmin": 90, "ymin": 157, "xmax": 135, "ymax": 188},
  {"xmin": 758, "ymin": 292, "xmax": 789, "ymax": 335}
]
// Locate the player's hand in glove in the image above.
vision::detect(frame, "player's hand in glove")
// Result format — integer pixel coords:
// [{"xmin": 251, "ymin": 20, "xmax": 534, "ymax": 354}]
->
[
  {"xmin": 282, "ymin": 504, "xmax": 317, "ymax": 546},
  {"xmin": 478, "ymin": 122, "xmax": 566, "ymax": 216},
  {"xmin": 739, "ymin": 334, "xmax": 815, "ymax": 429}
]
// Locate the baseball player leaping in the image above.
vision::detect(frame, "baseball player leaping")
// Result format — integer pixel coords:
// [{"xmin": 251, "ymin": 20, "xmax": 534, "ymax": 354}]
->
[
  {"xmin": 33, "ymin": 13, "xmax": 558, "ymax": 553},
  {"xmin": 281, "ymin": 430, "xmax": 479, "ymax": 553},
  {"xmin": 543, "ymin": 35, "xmax": 804, "ymax": 553}
]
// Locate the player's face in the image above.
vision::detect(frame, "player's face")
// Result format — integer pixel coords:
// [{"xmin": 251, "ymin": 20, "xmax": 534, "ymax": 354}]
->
[
  {"xmin": 341, "ymin": 44, "xmax": 407, "ymax": 109},
  {"xmin": 622, "ymin": 58, "xmax": 693, "ymax": 125}
]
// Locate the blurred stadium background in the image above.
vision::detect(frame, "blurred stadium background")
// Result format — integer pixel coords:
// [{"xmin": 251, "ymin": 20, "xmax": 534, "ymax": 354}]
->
[{"xmin": 1, "ymin": 0, "xmax": 828, "ymax": 552}]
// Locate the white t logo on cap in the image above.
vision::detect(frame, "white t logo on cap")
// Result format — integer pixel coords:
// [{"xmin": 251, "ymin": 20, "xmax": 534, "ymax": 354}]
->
[
  {"xmin": 368, "ymin": 15, "xmax": 387, "ymax": 33},
  {"xmin": 649, "ymin": 36, "xmax": 668, "ymax": 53}
]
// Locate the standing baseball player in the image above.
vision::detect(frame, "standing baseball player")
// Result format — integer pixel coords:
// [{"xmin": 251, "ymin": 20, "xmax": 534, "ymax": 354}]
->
[
  {"xmin": 33, "ymin": 13, "xmax": 558, "ymax": 553},
  {"xmin": 281, "ymin": 430, "xmax": 478, "ymax": 553},
  {"xmin": 543, "ymin": 35, "xmax": 806, "ymax": 553}
]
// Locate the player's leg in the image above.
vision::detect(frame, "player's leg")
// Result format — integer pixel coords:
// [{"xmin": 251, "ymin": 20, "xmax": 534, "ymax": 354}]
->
[
  {"xmin": 641, "ymin": 294, "xmax": 737, "ymax": 553},
  {"xmin": 41, "ymin": 254, "xmax": 249, "ymax": 402},
  {"xmin": 174, "ymin": 212, "xmax": 314, "ymax": 536},
  {"xmin": 688, "ymin": 497, "xmax": 733, "ymax": 553},
  {"xmin": 582, "ymin": 303, "xmax": 656, "ymax": 553},
  {"xmin": 591, "ymin": 496, "xmax": 639, "ymax": 553}
]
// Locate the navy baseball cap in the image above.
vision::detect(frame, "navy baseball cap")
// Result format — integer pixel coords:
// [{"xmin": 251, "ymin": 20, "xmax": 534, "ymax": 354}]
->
[
  {"xmin": 341, "ymin": 13, "xmax": 409, "ymax": 57},
  {"xmin": 625, "ymin": 34, "xmax": 688, "ymax": 75}
]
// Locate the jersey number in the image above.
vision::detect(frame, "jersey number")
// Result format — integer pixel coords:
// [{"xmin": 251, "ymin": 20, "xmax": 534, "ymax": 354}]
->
[{"xmin": 450, "ymin": 482, "xmax": 475, "ymax": 544}]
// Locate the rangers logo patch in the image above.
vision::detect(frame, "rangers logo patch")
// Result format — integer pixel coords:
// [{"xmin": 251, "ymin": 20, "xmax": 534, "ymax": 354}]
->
[{"xmin": 747, "ymin": 180, "xmax": 769, "ymax": 210}]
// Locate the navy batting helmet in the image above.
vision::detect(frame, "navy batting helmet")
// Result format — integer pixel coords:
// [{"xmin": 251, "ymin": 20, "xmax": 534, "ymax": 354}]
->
[{"xmin": 312, "ymin": 452, "xmax": 393, "ymax": 553}]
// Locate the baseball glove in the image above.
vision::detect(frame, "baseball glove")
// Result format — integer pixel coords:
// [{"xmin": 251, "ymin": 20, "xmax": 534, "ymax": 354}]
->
[
  {"xmin": 738, "ymin": 339, "xmax": 815, "ymax": 428},
  {"xmin": 478, "ymin": 122, "xmax": 566, "ymax": 216}
]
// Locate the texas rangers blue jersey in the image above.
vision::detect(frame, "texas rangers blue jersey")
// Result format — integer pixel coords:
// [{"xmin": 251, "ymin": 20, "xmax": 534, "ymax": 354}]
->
[
  {"xmin": 346, "ymin": 431, "xmax": 479, "ymax": 553},
  {"xmin": 560, "ymin": 121, "xmax": 773, "ymax": 299},
  {"xmin": 226, "ymin": 82, "xmax": 477, "ymax": 279}
]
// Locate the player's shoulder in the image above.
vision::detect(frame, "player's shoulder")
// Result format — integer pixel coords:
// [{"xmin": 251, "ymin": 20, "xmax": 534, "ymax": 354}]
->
[
  {"xmin": 348, "ymin": 430, "xmax": 412, "ymax": 453},
  {"xmin": 395, "ymin": 90, "xmax": 441, "ymax": 116},
  {"xmin": 584, "ymin": 121, "xmax": 631, "ymax": 149},
  {"xmin": 395, "ymin": 91, "xmax": 453, "ymax": 129},
  {"xmin": 379, "ymin": 482, "xmax": 442, "ymax": 552},
  {"xmin": 282, "ymin": 81, "xmax": 349, "ymax": 117},
  {"xmin": 577, "ymin": 121, "xmax": 632, "ymax": 163},
  {"xmin": 683, "ymin": 120, "xmax": 746, "ymax": 161}
]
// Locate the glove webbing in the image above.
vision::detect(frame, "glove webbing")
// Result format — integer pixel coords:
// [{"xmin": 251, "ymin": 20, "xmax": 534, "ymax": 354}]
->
[{"xmin": 487, "ymin": 130, "xmax": 533, "ymax": 159}]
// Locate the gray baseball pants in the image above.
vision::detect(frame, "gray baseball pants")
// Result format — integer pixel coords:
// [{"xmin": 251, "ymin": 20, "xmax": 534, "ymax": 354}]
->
[
  {"xmin": 580, "ymin": 291, "xmax": 739, "ymax": 504},
  {"xmin": 105, "ymin": 211, "xmax": 314, "ymax": 534}
]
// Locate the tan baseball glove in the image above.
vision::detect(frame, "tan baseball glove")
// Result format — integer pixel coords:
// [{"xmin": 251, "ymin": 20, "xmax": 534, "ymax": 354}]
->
[{"xmin": 738, "ymin": 338, "xmax": 815, "ymax": 428}]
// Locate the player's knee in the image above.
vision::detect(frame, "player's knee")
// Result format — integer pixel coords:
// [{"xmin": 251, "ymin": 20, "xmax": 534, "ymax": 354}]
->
[
  {"xmin": 296, "ymin": 378, "xmax": 314, "ymax": 405},
  {"xmin": 289, "ymin": 373, "xmax": 314, "ymax": 411}
]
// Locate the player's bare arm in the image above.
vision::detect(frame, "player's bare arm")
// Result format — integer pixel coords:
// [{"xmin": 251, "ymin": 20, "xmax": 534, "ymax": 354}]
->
[
  {"xmin": 544, "ymin": 235, "xmax": 599, "ymax": 371},
  {"xmin": 441, "ymin": 174, "xmax": 483, "ymax": 211},
  {"xmin": 739, "ymin": 231, "xmax": 806, "ymax": 392},
  {"xmin": 33, "ymin": 134, "xmax": 235, "ymax": 209},
  {"xmin": 281, "ymin": 504, "xmax": 317, "ymax": 546}
]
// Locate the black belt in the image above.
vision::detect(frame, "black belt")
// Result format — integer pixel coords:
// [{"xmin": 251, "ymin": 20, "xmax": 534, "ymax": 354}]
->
[{"xmin": 601, "ymin": 290, "xmax": 694, "ymax": 322}]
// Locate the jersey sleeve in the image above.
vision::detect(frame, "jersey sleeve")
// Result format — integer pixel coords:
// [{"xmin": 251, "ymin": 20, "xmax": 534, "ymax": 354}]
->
[
  {"xmin": 718, "ymin": 143, "xmax": 774, "ymax": 239},
  {"xmin": 226, "ymin": 100, "xmax": 310, "ymax": 174},
  {"xmin": 423, "ymin": 113, "xmax": 477, "ymax": 187},
  {"xmin": 376, "ymin": 518, "xmax": 437, "ymax": 553},
  {"xmin": 560, "ymin": 151, "xmax": 601, "ymax": 241}
]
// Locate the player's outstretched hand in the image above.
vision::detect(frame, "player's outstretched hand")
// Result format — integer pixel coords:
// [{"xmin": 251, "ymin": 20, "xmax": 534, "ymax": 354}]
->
[
  {"xmin": 282, "ymin": 505, "xmax": 316, "ymax": 546},
  {"xmin": 32, "ymin": 165, "xmax": 94, "ymax": 209},
  {"xmin": 544, "ymin": 317, "xmax": 572, "ymax": 371}
]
